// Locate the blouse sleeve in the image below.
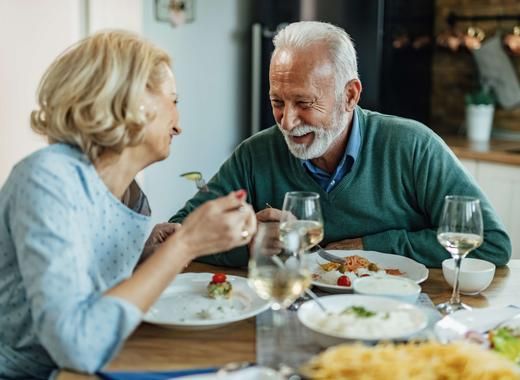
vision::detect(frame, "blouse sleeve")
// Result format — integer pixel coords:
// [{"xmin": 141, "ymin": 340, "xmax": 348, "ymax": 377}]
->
[{"xmin": 9, "ymin": 163, "xmax": 142, "ymax": 373}]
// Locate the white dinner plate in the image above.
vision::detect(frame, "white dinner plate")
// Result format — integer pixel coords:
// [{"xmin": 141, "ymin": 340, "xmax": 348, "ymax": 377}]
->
[
  {"xmin": 434, "ymin": 306, "xmax": 520, "ymax": 343},
  {"xmin": 297, "ymin": 294, "xmax": 428, "ymax": 346},
  {"xmin": 173, "ymin": 367, "xmax": 283, "ymax": 380},
  {"xmin": 143, "ymin": 273, "xmax": 271, "ymax": 330},
  {"xmin": 309, "ymin": 250, "xmax": 429, "ymax": 293}
]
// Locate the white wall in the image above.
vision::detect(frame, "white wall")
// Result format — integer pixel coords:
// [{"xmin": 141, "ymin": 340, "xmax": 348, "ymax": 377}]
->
[
  {"xmin": 141, "ymin": 0, "xmax": 252, "ymax": 223},
  {"xmin": 0, "ymin": 0, "xmax": 142, "ymax": 185},
  {"xmin": 0, "ymin": 0, "xmax": 252, "ymax": 224},
  {"xmin": 88, "ymin": 0, "xmax": 142, "ymax": 32},
  {"xmin": 0, "ymin": 0, "xmax": 85, "ymax": 184}
]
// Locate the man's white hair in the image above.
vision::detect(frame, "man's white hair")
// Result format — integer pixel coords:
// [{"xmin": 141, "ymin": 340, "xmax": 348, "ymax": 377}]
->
[{"xmin": 272, "ymin": 21, "xmax": 359, "ymax": 96}]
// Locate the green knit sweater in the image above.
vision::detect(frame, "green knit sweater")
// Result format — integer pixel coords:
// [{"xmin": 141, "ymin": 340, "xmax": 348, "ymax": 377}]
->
[{"xmin": 170, "ymin": 108, "xmax": 511, "ymax": 268}]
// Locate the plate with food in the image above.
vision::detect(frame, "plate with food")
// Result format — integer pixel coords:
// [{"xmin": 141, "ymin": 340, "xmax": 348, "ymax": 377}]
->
[
  {"xmin": 489, "ymin": 315, "xmax": 520, "ymax": 365},
  {"xmin": 308, "ymin": 250, "xmax": 429, "ymax": 293},
  {"xmin": 297, "ymin": 294, "xmax": 428, "ymax": 346},
  {"xmin": 299, "ymin": 340, "xmax": 520, "ymax": 379},
  {"xmin": 434, "ymin": 306, "xmax": 520, "ymax": 365},
  {"xmin": 143, "ymin": 272, "xmax": 271, "ymax": 330}
]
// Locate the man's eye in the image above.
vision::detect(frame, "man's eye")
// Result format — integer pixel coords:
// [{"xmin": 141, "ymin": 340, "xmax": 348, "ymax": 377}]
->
[
  {"xmin": 271, "ymin": 100, "xmax": 283, "ymax": 107},
  {"xmin": 298, "ymin": 101, "xmax": 312, "ymax": 108}
]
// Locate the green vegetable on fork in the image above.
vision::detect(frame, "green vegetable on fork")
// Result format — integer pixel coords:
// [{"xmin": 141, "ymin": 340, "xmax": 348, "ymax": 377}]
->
[{"xmin": 180, "ymin": 171, "xmax": 209, "ymax": 192}]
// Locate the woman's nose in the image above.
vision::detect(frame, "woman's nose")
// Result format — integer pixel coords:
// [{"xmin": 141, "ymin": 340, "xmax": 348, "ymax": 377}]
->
[{"xmin": 172, "ymin": 124, "xmax": 182, "ymax": 135}]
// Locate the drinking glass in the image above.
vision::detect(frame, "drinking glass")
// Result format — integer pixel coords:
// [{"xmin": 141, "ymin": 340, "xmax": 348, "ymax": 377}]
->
[
  {"xmin": 248, "ymin": 222, "xmax": 311, "ymax": 370},
  {"xmin": 436, "ymin": 195, "xmax": 483, "ymax": 315},
  {"xmin": 279, "ymin": 191, "xmax": 324, "ymax": 254}
]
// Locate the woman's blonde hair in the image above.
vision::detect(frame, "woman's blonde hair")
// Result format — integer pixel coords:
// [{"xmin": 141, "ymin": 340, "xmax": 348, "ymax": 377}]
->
[{"xmin": 31, "ymin": 30, "xmax": 171, "ymax": 161}]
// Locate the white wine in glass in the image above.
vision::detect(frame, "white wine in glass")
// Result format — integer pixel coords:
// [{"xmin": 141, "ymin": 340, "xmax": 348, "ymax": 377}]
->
[
  {"xmin": 437, "ymin": 232, "xmax": 483, "ymax": 258},
  {"xmin": 249, "ymin": 223, "xmax": 312, "ymax": 309},
  {"xmin": 279, "ymin": 191, "xmax": 324, "ymax": 253},
  {"xmin": 249, "ymin": 264, "xmax": 312, "ymax": 309},
  {"xmin": 436, "ymin": 195, "xmax": 483, "ymax": 315},
  {"xmin": 279, "ymin": 220, "xmax": 324, "ymax": 252}
]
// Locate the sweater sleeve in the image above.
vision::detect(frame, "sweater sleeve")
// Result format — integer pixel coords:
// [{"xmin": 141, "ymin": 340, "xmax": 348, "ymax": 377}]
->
[
  {"xmin": 169, "ymin": 144, "xmax": 253, "ymax": 267},
  {"xmin": 363, "ymin": 134, "xmax": 511, "ymax": 268},
  {"xmin": 10, "ymin": 165, "xmax": 142, "ymax": 374}
]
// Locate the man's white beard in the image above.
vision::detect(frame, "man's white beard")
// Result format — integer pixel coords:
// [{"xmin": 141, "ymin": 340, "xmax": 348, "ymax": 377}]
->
[{"xmin": 278, "ymin": 106, "xmax": 348, "ymax": 160}]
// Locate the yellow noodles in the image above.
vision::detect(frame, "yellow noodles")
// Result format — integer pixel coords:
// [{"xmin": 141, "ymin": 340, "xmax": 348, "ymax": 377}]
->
[{"xmin": 301, "ymin": 342, "xmax": 520, "ymax": 380}]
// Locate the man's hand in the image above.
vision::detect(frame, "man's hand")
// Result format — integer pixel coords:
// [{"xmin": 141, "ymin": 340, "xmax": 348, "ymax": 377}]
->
[
  {"xmin": 325, "ymin": 237, "xmax": 364, "ymax": 250},
  {"xmin": 255, "ymin": 207, "xmax": 282, "ymax": 223},
  {"xmin": 247, "ymin": 207, "xmax": 283, "ymax": 254},
  {"xmin": 140, "ymin": 223, "xmax": 182, "ymax": 263}
]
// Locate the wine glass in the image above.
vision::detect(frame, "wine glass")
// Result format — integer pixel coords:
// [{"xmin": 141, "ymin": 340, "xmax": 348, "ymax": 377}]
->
[
  {"xmin": 279, "ymin": 191, "xmax": 324, "ymax": 254},
  {"xmin": 248, "ymin": 222, "xmax": 311, "ymax": 370},
  {"xmin": 436, "ymin": 195, "xmax": 483, "ymax": 315}
]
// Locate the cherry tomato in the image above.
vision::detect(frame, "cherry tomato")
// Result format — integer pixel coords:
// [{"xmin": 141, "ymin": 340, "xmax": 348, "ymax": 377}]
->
[
  {"xmin": 212, "ymin": 273, "xmax": 227, "ymax": 284},
  {"xmin": 337, "ymin": 275, "xmax": 351, "ymax": 287}
]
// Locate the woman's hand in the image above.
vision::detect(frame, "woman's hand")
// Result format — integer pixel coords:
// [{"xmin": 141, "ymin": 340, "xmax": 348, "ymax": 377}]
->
[
  {"xmin": 170, "ymin": 190, "xmax": 257, "ymax": 260},
  {"xmin": 108, "ymin": 191, "xmax": 255, "ymax": 312}
]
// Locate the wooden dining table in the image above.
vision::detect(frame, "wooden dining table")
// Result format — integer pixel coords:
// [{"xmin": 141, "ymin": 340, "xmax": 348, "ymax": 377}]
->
[{"xmin": 58, "ymin": 259, "xmax": 520, "ymax": 379}]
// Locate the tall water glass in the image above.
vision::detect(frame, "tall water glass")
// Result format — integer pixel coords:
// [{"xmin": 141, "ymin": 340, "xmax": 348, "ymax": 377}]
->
[{"xmin": 436, "ymin": 195, "xmax": 483, "ymax": 315}]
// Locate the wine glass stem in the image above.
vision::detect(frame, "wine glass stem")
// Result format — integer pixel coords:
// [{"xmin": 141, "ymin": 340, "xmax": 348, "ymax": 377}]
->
[
  {"xmin": 272, "ymin": 307, "xmax": 288, "ymax": 368},
  {"xmin": 450, "ymin": 256, "xmax": 463, "ymax": 305}
]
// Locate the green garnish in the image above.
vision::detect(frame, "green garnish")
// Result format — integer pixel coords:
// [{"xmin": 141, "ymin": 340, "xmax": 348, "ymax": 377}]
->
[
  {"xmin": 341, "ymin": 306, "xmax": 376, "ymax": 318},
  {"xmin": 490, "ymin": 327, "xmax": 520, "ymax": 364},
  {"xmin": 180, "ymin": 171, "xmax": 203, "ymax": 181}
]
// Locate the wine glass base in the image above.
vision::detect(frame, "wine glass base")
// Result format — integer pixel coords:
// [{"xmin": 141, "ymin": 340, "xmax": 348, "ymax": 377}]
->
[{"xmin": 436, "ymin": 301, "xmax": 472, "ymax": 315}]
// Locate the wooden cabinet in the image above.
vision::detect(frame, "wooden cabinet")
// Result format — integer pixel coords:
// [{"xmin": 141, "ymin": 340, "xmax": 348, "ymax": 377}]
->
[{"xmin": 460, "ymin": 159, "xmax": 520, "ymax": 259}]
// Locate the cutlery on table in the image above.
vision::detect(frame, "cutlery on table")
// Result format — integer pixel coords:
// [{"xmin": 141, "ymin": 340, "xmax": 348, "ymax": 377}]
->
[{"xmin": 315, "ymin": 245, "xmax": 345, "ymax": 264}]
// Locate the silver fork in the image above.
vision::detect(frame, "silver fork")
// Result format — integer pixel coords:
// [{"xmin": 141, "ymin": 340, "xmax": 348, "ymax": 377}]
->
[
  {"xmin": 180, "ymin": 171, "xmax": 213, "ymax": 194},
  {"xmin": 315, "ymin": 244, "xmax": 344, "ymax": 264}
]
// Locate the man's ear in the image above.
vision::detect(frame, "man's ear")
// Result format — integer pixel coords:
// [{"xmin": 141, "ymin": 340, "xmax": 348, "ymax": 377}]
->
[{"xmin": 344, "ymin": 79, "xmax": 362, "ymax": 112}]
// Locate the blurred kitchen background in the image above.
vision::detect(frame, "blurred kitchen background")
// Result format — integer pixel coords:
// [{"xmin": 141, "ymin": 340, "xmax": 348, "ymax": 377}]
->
[{"xmin": 1, "ymin": 0, "xmax": 519, "ymax": 253}]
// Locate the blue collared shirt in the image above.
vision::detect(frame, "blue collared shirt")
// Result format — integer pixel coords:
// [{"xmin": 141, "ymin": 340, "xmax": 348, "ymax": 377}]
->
[
  {"xmin": 0, "ymin": 143, "xmax": 151, "ymax": 379},
  {"xmin": 303, "ymin": 109, "xmax": 361, "ymax": 192}
]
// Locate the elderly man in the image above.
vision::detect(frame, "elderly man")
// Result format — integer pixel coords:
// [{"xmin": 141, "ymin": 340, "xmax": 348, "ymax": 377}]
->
[{"xmin": 170, "ymin": 21, "xmax": 511, "ymax": 268}]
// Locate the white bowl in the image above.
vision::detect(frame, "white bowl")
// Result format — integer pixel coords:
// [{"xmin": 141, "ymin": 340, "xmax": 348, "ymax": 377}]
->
[
  {"xmin": 442, "ymin": 258, "xmax": 495, "ymax": 295},
  {"xmin": 353, "ymin": 276, "xmax": 422, "ymax": 303},
  {"xmin": 297, "ymin": 294, "xmax": 427, "ymax": 347}
]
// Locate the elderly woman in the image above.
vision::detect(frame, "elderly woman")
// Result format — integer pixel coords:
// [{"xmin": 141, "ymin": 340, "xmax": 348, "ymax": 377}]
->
[{"xmin": 0, "ymin": 30, "xmax": 256, "ymax": 379}]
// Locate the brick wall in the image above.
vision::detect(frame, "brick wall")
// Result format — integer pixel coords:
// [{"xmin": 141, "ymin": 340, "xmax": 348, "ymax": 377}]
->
[{"xmin": 432, "ymin": 0, "xmax": 520, "ymax": 135}]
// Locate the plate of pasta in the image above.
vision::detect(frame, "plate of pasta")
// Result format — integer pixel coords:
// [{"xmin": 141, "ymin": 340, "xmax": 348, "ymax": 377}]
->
[
  {"xmin": 300, "ymin": 341, "xmax": 520, "ymax": 379},
  {"xmin": 309, "ymin": 250, "xmax": 428, "ymax": 293}
]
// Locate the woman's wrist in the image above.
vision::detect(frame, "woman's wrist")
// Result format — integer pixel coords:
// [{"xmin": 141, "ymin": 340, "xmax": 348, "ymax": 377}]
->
[{"xmin": 163, "ymin": 228, "xmax": 196, "ymax": 266}]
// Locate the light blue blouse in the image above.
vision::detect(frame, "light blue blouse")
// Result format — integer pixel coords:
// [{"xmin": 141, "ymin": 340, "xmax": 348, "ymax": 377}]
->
[{"xmin": 0, "ymin": 143, "xmax": 152, "ymax": 379}]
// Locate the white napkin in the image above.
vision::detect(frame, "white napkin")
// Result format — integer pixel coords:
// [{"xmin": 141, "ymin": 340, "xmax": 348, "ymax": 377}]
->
[{"xmin": 170, "ymin": 366, "xmax": 283, "ymax": 380}]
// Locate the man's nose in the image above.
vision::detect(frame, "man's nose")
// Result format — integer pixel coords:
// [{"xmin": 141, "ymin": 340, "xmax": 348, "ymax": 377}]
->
[{"xmin": 280, "ymin": 105, "xmax": 299, "ymax": 132}]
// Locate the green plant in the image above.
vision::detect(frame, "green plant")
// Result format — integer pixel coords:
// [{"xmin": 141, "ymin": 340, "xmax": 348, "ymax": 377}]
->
[{"xmin": 465, "ymin": 85, "xmax": 495, "ymax": 106}]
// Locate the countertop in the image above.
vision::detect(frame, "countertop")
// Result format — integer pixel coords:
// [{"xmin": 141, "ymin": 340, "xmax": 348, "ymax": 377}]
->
[{"xmin": 441, "ymin": 136, "xmax": 520, "ymax": 166}]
